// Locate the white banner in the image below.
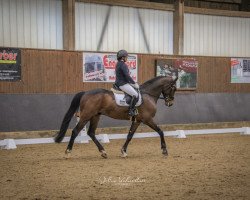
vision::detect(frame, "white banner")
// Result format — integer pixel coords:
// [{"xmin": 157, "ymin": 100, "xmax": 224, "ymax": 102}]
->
[
  {"xmin": 83, "ymin": 53, "xmax": 138, "ymax": 82},
  {"xmin": 231, "ymin": 58, "xmax": 250, "ymax": 83}
]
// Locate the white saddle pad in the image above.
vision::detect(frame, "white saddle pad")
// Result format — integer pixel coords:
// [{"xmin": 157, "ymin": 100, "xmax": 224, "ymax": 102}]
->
[{"xmin": 111, "ymin": 88, "xmax": 143, "ymax": 107}]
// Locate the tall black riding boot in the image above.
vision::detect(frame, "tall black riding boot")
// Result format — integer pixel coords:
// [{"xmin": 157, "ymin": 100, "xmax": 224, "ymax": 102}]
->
[{"xmin": 128, "ymin": 95, "xmax": 137, "ymax": 117}]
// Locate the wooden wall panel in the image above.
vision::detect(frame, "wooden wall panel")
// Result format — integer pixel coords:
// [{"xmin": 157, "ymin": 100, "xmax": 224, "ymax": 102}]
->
[
  {"xmin": 0, "ymin": 49, "xmax": 250, "ymax": 94},
  {"xmin": 137, "ymin": 54, "xmax": 250, "ymax": 93}
]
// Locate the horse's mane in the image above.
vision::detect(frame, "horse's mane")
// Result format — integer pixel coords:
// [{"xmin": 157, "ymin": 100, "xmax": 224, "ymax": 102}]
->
[{"xmin": 140, "ymin": 76, "xmax": 171, "ymax": 89}]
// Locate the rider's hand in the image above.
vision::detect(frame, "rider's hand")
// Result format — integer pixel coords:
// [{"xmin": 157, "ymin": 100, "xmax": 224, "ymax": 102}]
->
[{"xmin": 134, "ymin": 83, "xmax": 139, "ymax": 89}]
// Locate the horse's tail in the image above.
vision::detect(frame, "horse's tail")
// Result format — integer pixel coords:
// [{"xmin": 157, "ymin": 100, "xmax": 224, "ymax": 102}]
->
[{"xmin": 54, "ymin": 92, "xmax": 85, "ymax": 143}]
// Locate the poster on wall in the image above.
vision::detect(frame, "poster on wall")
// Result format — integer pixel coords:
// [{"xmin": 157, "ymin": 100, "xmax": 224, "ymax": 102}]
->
[
  {"xmin": 0, "ymin": 48, "xmax": 21, "ymax": 81},
  {"xmin": 83, "ymin": 53, "xmax": 138, "ymax": 82},
  {"xmin": 231, "ymin": 58, "xmax": 250, "ymax": 83},
  {"xmin": 156, "ymin": 58, "xmax": 198, "ymax": 89}
]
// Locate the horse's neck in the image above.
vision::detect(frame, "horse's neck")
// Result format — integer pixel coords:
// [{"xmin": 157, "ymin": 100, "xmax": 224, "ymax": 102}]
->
[
  {"xmin": 142, "ymin": 79, "xmax": 164, "ymax": 99},
  {"xmin": 144, "ymin": 87, "xmax": 162, "ymax": 99}
]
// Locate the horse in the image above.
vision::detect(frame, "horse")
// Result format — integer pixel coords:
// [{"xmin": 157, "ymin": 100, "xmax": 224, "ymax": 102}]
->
[{"xmin": 54, "ymin": 76, "xmax": 177, "ymax": 158}]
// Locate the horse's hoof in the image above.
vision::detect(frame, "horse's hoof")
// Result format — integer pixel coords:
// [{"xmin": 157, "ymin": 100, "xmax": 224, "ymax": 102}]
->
[
  {"xmin": 162, "ymin": 149, "xmax": 168, "ymax": 156},
  {"xmin": 121, "ymin": 149, "xmax": 128, "ymax": 158},
  {"xmin": 65, "ymin": 149, "xmax": 71, "ymax": 159},
  {"xmin": 100, "ymin": 150, "xmax": 108, "ymax": 159}
]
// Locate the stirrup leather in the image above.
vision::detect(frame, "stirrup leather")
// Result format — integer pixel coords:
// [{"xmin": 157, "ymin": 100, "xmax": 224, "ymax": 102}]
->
[{"xmin": 111, "ymin": 88, "xmax": 124, "ymax": 94}]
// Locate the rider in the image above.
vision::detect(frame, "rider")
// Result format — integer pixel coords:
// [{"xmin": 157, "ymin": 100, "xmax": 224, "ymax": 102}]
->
[{"xmin": 115, "ymin": 50, "xmax": 139, "ymax": 117}]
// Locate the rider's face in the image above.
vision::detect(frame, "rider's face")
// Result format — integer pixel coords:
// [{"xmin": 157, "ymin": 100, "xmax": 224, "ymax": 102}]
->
[{"xmin": 124, "ymin": 56, "xmax": 128, "ymax": 62}]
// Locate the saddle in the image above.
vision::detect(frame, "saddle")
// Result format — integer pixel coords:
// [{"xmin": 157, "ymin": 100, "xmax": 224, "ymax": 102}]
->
[{"xmin": 111, "ymin": 84, "xmax": 143, "ymax": 107}]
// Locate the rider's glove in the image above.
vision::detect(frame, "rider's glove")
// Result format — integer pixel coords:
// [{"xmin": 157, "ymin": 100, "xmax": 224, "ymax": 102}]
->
[{"xmin": 132, "ymin": 83, "xmax": 139, "ymax": 89}]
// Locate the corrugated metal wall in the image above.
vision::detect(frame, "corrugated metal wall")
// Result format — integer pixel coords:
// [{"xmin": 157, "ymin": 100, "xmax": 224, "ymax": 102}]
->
[
  {"xmin": 1, "ymin": 0, "xmax": 249, "ymax": 57},
  {"xmin": 184, "ymin": 13, "xmax": 250, "ymax": 57},
  {"xmin": 75, "ymin": 2, "xmax": 173, "ymax": 54},
  {"xmin": 0, "ymin": 0, "xmax": 63, "ymax": 49}
]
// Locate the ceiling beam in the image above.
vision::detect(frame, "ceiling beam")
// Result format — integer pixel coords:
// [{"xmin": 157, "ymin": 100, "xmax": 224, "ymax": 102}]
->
[
  {"xmin": 77, "ymin": 0, "xmax": 174, "ymax": 11},
  {"xmin": 185, "ymin": 6, "xmax": 250, "ymax": 17},
  {"xmin": 240, "ymin": 0, "xmax": 250, "ymax": 11},
  {"xmin": 63, "ymin": 0, "xmax": 75, "ymax": 50},
  {"xmin": 190, "ymin": 0, "xmax": 241, "ymax": 5},
  {"xmin": 173, "ymin": 0, "xmax": 184, "ymax": 55}
]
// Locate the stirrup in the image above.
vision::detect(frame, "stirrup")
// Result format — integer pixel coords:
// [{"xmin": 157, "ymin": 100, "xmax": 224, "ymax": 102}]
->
[
  {"xmin": 134, "ymin": 108, "xmax": 138, "ymax": 115},
  {"xmin": 128, "ymin": 108, "xmax": 138, "ymax": 117}
]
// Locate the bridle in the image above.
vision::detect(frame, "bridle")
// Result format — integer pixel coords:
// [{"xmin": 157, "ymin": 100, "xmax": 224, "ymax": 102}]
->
[
  {"xmin": 141, "ymin": 84, "xmax": 176, "ymax": 105},
  {"xmin": 162, "ymin": 84, "xmax": 176, "ymax": 107}
]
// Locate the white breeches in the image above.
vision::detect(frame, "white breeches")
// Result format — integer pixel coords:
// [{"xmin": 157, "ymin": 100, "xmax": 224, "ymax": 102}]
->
[{"xmin": 119, "ymin": 84, "xmax": 138, "ymax": 98}]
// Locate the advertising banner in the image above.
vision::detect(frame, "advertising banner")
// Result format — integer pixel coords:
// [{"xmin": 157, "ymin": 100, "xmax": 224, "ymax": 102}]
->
[
  {"xmin": 156, "ymin": 58, "xmax": 198, "ymax": 89},
  {"xmin": 231, "ymin": 58, "xmax": 250, "ymax": 83},
  {"xmin": 83, "ymin": 53, "xmax": 138, "ymax": 82},
  {"xmin": 0, "ymin": 48, "xmax": 21, "ymax": 81}
]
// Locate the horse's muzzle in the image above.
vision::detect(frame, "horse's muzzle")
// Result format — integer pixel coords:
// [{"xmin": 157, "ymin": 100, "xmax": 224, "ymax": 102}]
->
[{"xmin": 165, "ymin": 100, "xmax": 173, "ymax": 107}]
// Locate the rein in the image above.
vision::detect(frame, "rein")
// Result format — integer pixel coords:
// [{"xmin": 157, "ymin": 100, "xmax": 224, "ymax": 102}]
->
[
  {"xmin": 140, "ymin": 84, "xmax": 174, "ymax": 100},
  {"xmin": 141, "ymin": 91, "xmax": 167, "ymax": 100},
  {"xmin": 141, "ymin": 92, "xmax": 165, "ymax": 100},
  {"xmin": 141, "ymin": 91, "xmax": 162, "ymax": 99}
]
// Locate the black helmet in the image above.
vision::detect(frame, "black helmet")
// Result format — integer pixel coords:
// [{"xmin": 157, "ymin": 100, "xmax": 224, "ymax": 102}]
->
[{"xmin": 117, "ymin": 50, "xmax": 128, "ymax": 60}]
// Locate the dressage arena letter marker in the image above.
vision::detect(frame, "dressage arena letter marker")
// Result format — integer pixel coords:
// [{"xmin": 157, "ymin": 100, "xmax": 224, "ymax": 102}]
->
[
  {"xmin": 75, "ymin": 126, "xmax": 89, "ymax": 143},
  {"xmin": 2, "ymin": 139, "xmax": 17, "ymax": 150},
  {"xmin": 240, "ymin": 127, "xmax": 250, "ymax": 135},
  {"xmin": 176, "ymin": 130, "xmax": 186, "ymax": 138},
  {"xmin": 75, "ymin": 117, "xmax": 89, "ymax": 143},
  {"xmin": 97, "ymin": 134, "xmax": 110, "ymax": 143}
]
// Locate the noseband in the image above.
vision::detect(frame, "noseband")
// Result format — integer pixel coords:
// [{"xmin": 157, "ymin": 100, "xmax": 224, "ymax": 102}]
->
[
  {"xmin": 161, "ymin": 84, "xmax": 175, "ymax": 107},
  {"xmin": 164, "ymin": 96, "xmax": 174, "ymax": 102},
  {"xmin": 162, "ymin": 85, "xmax": 175, "ymax": 102}
]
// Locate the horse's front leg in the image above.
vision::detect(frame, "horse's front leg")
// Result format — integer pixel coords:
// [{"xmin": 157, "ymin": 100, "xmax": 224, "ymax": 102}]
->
[
  {"xmin": 144, "ymin": 119, "xmax": 168, "ymax": 156},
  {"xmin": 121, "ymin": 121, "xmax": 140, "ymax": 158}
]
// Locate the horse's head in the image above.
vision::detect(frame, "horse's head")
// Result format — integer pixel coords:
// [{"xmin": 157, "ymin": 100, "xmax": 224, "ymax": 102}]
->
[{"xmin": 162, "ymin": 77, "xmax": 177, "ymax": 107}]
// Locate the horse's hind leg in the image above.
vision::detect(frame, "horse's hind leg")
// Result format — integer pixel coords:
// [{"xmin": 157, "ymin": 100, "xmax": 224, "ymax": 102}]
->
[
  {"xmin": 88, "ymin": 115, "xmax": 107, "ymax": 158},
  {"xmin": 66, "ymin": 119, "xmax": 88, "ymax": 154}
]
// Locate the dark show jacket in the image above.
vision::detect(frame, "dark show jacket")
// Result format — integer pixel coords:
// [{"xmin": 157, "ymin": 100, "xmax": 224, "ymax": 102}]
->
[{"xmin": 115, "ymin": 60, "xmax": 135, "ymax": 87}]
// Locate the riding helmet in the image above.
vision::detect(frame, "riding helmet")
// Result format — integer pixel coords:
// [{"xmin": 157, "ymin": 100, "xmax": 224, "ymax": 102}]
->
[{"xmin": 117, "ymin": 50, "xmax": 128, "ymax": 60}]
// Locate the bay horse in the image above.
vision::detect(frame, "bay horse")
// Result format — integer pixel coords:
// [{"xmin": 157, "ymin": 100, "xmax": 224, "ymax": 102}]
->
[{"xmin": 54, "ymin": 76, "xmax": 177, "ymax": 158}]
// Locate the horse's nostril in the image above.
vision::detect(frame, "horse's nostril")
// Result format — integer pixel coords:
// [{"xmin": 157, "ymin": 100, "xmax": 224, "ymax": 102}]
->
[{"xmin": 166, "ymin": 101, "xmax": 173, "ymax": 107}]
